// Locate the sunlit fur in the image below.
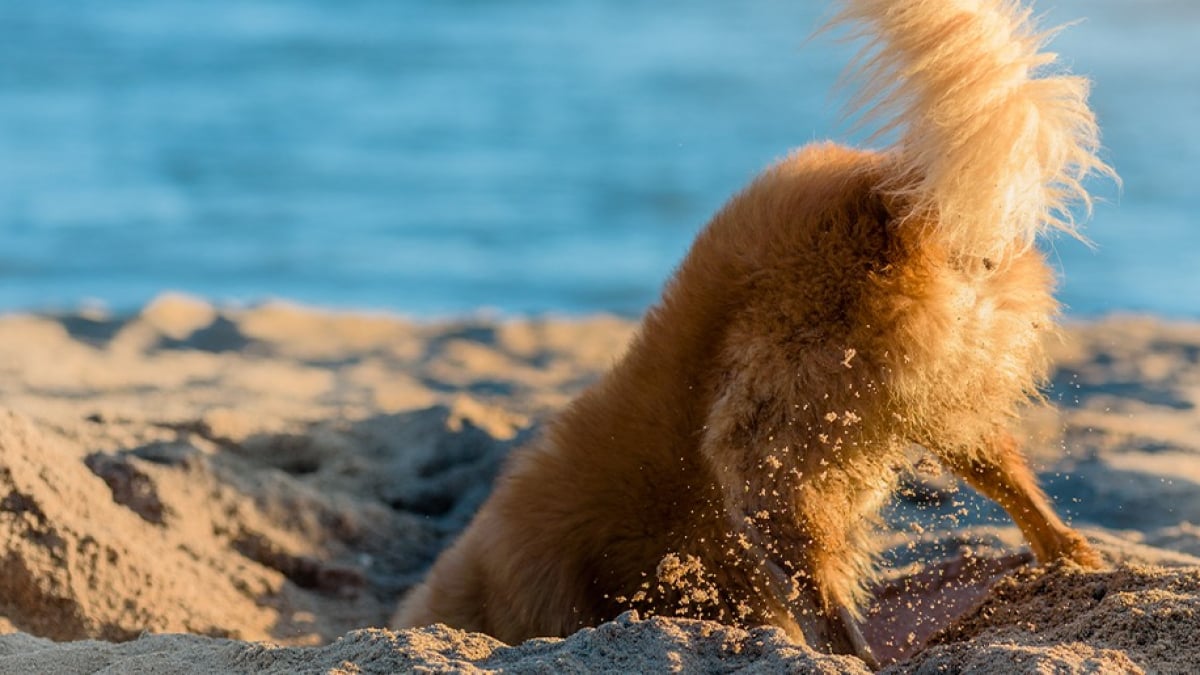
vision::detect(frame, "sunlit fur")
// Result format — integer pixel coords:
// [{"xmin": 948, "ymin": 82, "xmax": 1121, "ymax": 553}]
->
[
  {"xmin": 395, "ymin": 0, "xmax": 1112, "ymax": 663},
  {"xmin": 836, "ymin": 0, "xmax": 1115, "ymax": 262}
]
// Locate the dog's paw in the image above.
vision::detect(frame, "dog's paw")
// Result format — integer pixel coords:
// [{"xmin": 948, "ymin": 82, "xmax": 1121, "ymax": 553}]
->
[{"xmin": 1056, "ymin": 531, "xmax": 1105, "ymax": 571}]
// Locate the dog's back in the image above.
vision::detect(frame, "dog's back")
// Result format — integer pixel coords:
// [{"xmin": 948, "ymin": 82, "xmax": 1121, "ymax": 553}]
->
[{"xmin": 396, "ymin": 0, "xmax": 1113, "ymax": 663}]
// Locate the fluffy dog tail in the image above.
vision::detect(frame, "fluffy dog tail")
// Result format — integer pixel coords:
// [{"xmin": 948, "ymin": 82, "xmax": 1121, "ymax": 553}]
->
[{"xmin": 836, "ymin": 0, "xmax": 1114, "ymax": 261}]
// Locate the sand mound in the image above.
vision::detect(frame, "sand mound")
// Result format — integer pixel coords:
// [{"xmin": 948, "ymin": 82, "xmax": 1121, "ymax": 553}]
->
[
  {"xmin": 0, "ymin": 613, "xmax": 871, "ymax": 674},
  {"xmin": 1, "ymin": 297, "xmax": 1199, "ymax": 672},
  {"xmin": 0, "ymin": 404, "xmax": 510, "ymax": 644},
  {"xmin": 899, "ymin": 564, "xmax": 1200, "ymax": 674}
]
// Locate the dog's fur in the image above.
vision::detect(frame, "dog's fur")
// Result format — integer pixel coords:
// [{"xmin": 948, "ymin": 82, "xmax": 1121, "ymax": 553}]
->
[{"xmin": 395, "ymin": 0, "xmax": 1112, "ymax": 664}]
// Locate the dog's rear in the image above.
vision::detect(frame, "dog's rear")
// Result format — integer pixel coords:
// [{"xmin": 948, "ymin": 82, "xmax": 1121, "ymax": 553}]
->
[{"xmin": 396, "ymin": 0, "xmax": 1112, "ymax": 665}]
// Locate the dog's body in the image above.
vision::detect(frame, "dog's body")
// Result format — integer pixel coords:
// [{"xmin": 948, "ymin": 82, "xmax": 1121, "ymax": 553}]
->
[{"xmin": 396, "ymin": 0, "xmax": 1111, "ymax": 664}]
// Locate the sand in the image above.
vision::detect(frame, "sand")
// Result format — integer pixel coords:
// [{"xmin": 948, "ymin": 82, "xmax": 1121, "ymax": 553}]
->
[{"xmin": 1, "ymin": 293, "xmax": 1198, "ymax": 673}]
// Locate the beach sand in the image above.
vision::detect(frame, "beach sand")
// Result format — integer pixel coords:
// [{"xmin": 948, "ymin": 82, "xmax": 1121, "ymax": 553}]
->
[{"xmin": 1, "ymin": 293, "xmax": 1198, "ymax": 673}]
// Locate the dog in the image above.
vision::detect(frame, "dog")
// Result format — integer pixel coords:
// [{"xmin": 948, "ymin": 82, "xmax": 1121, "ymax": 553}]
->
[{"xmin": 395, "ymin": 0, "xmax": 1113, "ymax": 666}]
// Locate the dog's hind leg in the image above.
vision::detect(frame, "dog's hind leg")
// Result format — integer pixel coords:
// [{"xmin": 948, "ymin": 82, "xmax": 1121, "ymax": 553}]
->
[
  {"xmin": 728, "ymin": 508, "xmax": 880, "ymax": 668},
  {"xmin": 697, "ymin": 345, "xmax": 894, "ymax": 666},
  {"xmin": 936, "ymin": 431, "xmax": 1103, "ymax": 569}
]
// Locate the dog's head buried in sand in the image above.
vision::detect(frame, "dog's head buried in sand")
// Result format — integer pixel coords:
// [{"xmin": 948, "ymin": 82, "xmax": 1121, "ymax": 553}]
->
[{"xmin": 395, "ymin": 0, "xmax": 1115, "ymax": 667}]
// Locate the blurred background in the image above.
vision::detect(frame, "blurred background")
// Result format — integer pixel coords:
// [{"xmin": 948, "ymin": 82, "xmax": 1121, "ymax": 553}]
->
[{"xmin": 0, "ymin": 0, "xmax": 1194, "ymax": 318}]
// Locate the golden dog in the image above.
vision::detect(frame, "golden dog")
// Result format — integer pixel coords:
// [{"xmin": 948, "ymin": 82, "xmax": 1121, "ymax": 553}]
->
[{"xmin": 395, "ymin": 0, "xmax": 1113, "ymax": 665}]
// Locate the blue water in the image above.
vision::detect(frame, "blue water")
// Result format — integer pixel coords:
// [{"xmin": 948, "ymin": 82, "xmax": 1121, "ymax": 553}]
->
[{"xmin": 0, "ymin": 0, "xmax": 1196, "ymax": 317}]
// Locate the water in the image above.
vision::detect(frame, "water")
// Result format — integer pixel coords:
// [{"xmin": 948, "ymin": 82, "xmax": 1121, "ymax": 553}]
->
[{"xmin": 0, "ymin": 0, "xmax": 1195, "ymax": 317}]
